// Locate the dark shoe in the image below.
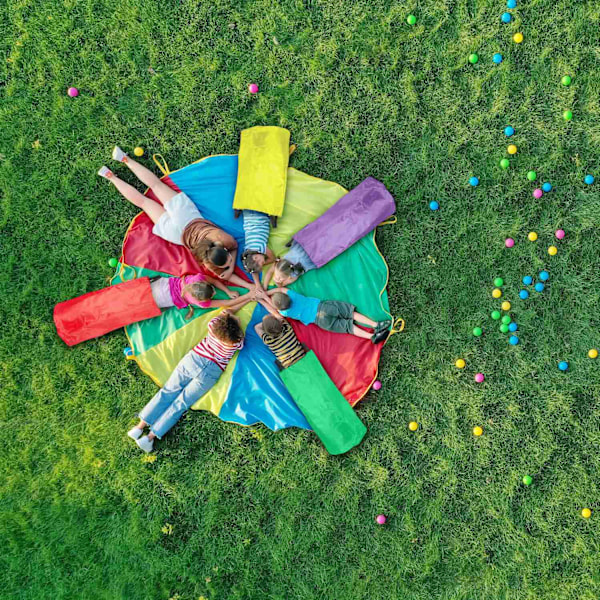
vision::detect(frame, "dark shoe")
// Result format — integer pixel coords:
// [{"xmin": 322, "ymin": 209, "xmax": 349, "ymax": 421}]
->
[
  {"xmin": 375, "ymin": 319, "xmax": 392, "ymax": 333},
  {"xmin": 372, "ymin": 329, "xmax": 390, "ymax": 345}
]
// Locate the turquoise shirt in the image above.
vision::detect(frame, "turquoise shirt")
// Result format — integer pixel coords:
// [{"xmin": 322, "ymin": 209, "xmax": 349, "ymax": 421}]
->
[{"xmin": 280, "ymin": 289, "xmax": 320, "ymax": 326}]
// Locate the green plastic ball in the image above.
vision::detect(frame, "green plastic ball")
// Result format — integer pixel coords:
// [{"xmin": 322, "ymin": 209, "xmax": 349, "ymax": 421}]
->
[
  {"xmin": 469, "ymin": 53, "xmax": 479, "ymax": 64},
  {"xmin": 407, "ymin": 14, "xmax": 416, "ymax": 25},
  {"xmin": 501, "ymin": 315, "xmax": 511, "ymax": 325},
  {"xmin": 108, "ymin": 258, "xmax": 118, "ymax": 268},
  {"xmin": 473, "ymin": 327, "xmax": 483, "ymax": 337},
  {"xmin": 563, "ymin": 110, "xmax": 573, "ymax": 121},
  {"xmin": 491, "ymin": 311, "xmax": 501, "ymax": 320},
  {"xmin": 494, "ymin": 277, "xmax": 504, "ymax": 287},
  {"xmin": 500, "ymin": 324, "xmax": 509, "ymax": 333},
  {"xmin": 527, "ymin": 171, "xmax": 537, "ymax": 182},
  {"xmin": 500, "ymin": 158, "xmax": 510, "ymax": 169},
  {"xmin": 561, "ymin": 75, "xmax": 572, "ymax": 86},
  {"xmin": 523, "ymin": 475, "xmax": 532, "ymax": 486}
]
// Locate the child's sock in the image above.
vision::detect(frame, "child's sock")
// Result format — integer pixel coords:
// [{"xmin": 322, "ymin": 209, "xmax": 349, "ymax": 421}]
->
[
  {"xmin": 127, "ymin": 426, "xmax": 143, "ymax": 440},
  {"xmin": 136, "ymin": 435, "xmax": 154, "ymax": 453},
  {"xmin": 97, "ymin": 166, "xmax": 113, "ymax": 179},
  {"xmin": 112, "ymin": 146, "xmax": 128, "ymax": 163}
]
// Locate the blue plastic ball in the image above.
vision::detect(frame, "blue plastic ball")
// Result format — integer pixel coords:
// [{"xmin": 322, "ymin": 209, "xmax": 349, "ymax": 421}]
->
[
  {"xmin": 519, "ymin": 290, "xmax": 529, "ymax": 300},
  {"xmin": 501, "ymin": 12, "xmax": 512, "ymax": 23},
  {"xmin": 493, "ymin": 53, "xmax": 503, "ymax": 64},
  {"xmin": 539, "ymin": 271, "xmax": 549, "ymax": 281},
  {"xmin": 507, "ymin": 0, "xmax": 517, "ymax": 8},
  {"xmin": 509, "ymin": 322, "xmax": 518, "ymax": 332},
  {"xmin": 509, "ymin": 335, "xmax": 519, "ymax": 345},
  {"xmin": 558, "ymin": 361, "xmax": 569, "ymax": 371},
  {"xmin": 535, "ymin": 282, "xmax": 545, "ymax": 292},
  {"xmin": 584, "ymin": 174, "xmax": 595, "ymax": 185},
  {"xmin": 469, "ymin": 176, "xmax": 479, "ymax": 187},
  {"xmin": 523, "ymin": 275, "xmax": 533, "ymax": 285},
  {"xmin": 429, "ymin": 200, "xmax": 439, "ymax": 211},
  {"xmin": 123, "ymin": 347, "xmax": 133, "ymax": 357},
  {"xmin": 504, "ymin": 126, "xmax": 515, "ymax": 137},
  {"xmin": 542, "ymin": 182, "xmax": 552, "ymax": 193}
]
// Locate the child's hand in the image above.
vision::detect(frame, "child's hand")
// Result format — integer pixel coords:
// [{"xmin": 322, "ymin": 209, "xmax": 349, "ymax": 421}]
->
[{"xmin": 227, "ymin": 290, "xmax": 240, "ymax": 299}]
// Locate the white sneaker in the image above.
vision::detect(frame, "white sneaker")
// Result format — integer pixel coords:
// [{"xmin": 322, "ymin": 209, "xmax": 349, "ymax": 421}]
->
[
  {"xmin": 127, "ymin": 427, "xmax": 142, "ymax": 440},
  {"xmin": 112, "ymin": 146, "xmax": 128, "ymax": 163},
  {"xmin": 136, "ymin": 435, "xmax": 154, "ymax": 453},
  {"xmin": 98, "ymin": 166, "xmax": 113, "ymax": 179}
]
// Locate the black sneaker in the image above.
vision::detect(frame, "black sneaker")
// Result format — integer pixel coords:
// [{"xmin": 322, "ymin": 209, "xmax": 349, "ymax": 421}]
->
[{"xmin": 372, "ymin": 329, "xmax": 390, "ymax": 345}]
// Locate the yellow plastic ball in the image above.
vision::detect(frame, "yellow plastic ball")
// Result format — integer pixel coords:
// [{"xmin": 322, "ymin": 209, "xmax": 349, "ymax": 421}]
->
[
  {"xmin": 455, "ymin": 359, "xmax": 466, "ymax": 369},
  {"xmin": 528, "ymin": 232, "xmax": 538, "ymax": 241},
  {"xmin": 507, "ymin": 144, "xmax": 518, "ymax": 155},
  {"xmin": 589, "ymin": 349, "xmax": 598, "ymax": 359},
  {"xmin": 501, "ymin": 301, "xmax": 511, "ymax": 311},
  {"xmin": 134, "ymin": 147, "xmax": 144, "ymax": 157},
  {"xmin": 408, "ymin": 421, "xmax": 419, "ymax": 432},
  {"xmin": 548, "ymin": 245, "xmax": 558, "ymax": 256},
  {"xmin": 492, "ymin": 288, "xmax": 502, "ymax": 299},
  {"xmin": 513, "ymin": 32, "xmax": 523, "ymax": 44},
  {"xmin": 582, "ymin": 508, "xmax": 592, "ymax": 519},
  {"xmin": 473, "ymin": 426, "xmax": 483, "ymax": 437}
]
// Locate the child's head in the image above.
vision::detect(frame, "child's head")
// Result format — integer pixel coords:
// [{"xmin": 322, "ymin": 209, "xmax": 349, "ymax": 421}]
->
[
  {"xmin": 242, "ymin": 250, "xmax": 266, "ymax": 273},
  {"xmin": 271, "ymin": 292, "xmax": 291, "ymax": 311},
  {"xmin": 212, "ymin": 311, "xmax": 244, "ymax": 344},
  {"xmin": 273, "ymin": 259, "xmax": 303, "ymax": 286},
  {"xmin": 181, "ymin": 281, "xmax": 215, "ymax": 302},
  {"xmin": 262, "ymin": 315, "xmax": 284, "ymax": 336},
  {"xmin": 193, "ymin": 241, "xmax": 232, "ymax": 271}
]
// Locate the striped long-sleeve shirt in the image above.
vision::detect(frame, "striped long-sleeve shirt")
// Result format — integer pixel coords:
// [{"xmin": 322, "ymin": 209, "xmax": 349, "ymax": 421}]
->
[
  {"xmin": 242, "ymin": 210, "xmax": 270, "ymax": 254},
  {"xmin": 193, "ymin": 318, "xmax": 244, "ymax": 370},
  {"xmin": 261, "ymin": 321, "xmax": 306, "ymax": 369}
]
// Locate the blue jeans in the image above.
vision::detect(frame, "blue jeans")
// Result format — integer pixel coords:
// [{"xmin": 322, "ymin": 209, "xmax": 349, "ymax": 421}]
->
[
  {"xmin": 139, "ymin": 352, "xmax": 222, "ymax": 439},
  {"xmin": 284, "ymin": 240, "xmax": 317, "ymax": 273}
]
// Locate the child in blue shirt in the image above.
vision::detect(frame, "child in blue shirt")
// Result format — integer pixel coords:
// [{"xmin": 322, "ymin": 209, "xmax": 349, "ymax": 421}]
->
[{"xmin": 267, "ymin": 288, "xmax": 391, "ymax": 344}]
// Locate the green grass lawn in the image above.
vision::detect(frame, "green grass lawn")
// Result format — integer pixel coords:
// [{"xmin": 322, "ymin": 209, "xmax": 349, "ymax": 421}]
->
[{"xmin": 2, "ymin": 1, "xmax": 600, "ymax": 598}]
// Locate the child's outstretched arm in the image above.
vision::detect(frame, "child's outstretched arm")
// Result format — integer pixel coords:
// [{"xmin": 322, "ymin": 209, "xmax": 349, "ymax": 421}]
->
[
  {"xmin": 222, "ymin": 272, "xmax": 254, "ymax": 290},
  {"xmin": 262, "ymin": 264, "xmax": 276, "ymax": 290},
  {"xmin": 266, "ymin": 287, "xmax": 289, "ymax": 296},
  {"xmin": 204, "ymin": 275, "xmax": 240, "ymax": 299},
  {"xmin": 257, "ymin": 298, "xmax": 284, "ymax": 320},
  {"xmin": 265, "ymin": 248, "xmax": 277, "ymax": 264}
]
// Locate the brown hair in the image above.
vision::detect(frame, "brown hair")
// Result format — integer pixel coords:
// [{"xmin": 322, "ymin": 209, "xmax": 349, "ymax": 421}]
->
[
  {"xmin": 263, "ymin": 315, "xmax": 284, "ymax": 336},
  {"xmin": 275, "ymin": 259, "xmax": 303, "ymax": 280},
  {"xmin": 242, "ymin": 250, "xmax": 264, "ymax": 273},
  {"xmin": 181, "ymin": 281, "xmax": 215, "ymax": 319},
  {"xmin": 192, "ymin": 240, "xmax": 229, "ymax": 269},
  {"xmin": 212, "ymin": 313, "xmax": 244, "ymax": 344},
  {"xmin": 271, "ymin": 292, "xmax": 291, "ymax": 310}
]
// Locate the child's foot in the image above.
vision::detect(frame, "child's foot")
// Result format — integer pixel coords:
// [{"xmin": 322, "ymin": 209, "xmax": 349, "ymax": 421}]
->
[
  {"xmin": 372, "ymin": 329, "xmax": 390, "ymax": 345},
  {"xmin": 375, "ymin": 320, "xmax": 392, "ymax": 333},
  {"xmin": 112, "ymin": 146, "xmax": 128, "ymax": 163},
  {"xmin": 136, "ymin": 435, "xmax": 154, "ymax": 453},
  {"xmin": 98, "ymin": 166, "xmax": 113, "ymax": 179},
  {"xmin": 127, "ymin": 426, "xmax": 143, "ymax": 440}
]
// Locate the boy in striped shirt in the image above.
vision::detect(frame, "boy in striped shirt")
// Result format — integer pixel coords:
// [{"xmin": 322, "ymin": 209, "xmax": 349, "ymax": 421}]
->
[
  {"xmin": 128, "ymin": 310, "xmax": 245, "ymax": 452},
  {"xmin": 255, "ymin": 315, "xmax": 306, "ymax": 371},
  {"xmin": 241, "ymin": 210, "xmax": 276, "ymax": 284}
]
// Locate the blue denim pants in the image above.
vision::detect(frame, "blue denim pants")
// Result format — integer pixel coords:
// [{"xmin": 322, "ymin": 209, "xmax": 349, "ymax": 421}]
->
[{"xmin": 139, "ymin": 352, "xmax": 222, "ymax": 439}]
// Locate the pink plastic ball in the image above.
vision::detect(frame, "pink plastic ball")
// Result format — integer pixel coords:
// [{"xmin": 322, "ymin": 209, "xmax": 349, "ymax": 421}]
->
[
  {"xmin": 372, "ymin": 380, "xmax": 382, "ymax": 391},
  {"xmin": 555, "ymin": 229, "xmax": 565, "ymax": 240},
  {"xmin": 248, "ymin": 83, "xmax": 259, "ymax": 94},
  {"xmin": 67, "ymin": 87, "xmax": 79, "ymax": 97},
  {"xmin": 474, "ymin": 373, "xmax": 485, "ymax": 383},
  {"xmin": 505, "ymin": 238, "xmax": 515, "ymax": 248},
  {"xmin": 533, "ymin": 188, "xmax": 543, "ymax": 199},
  {"xmin": 376, "ymin": 514, "xmax": 387, "ymax": 525}
]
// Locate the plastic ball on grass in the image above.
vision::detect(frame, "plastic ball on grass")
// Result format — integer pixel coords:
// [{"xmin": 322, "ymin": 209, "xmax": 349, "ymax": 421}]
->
[
  {"xmin": 561, "ymin": 75, "xmax": 572, "ymax": 86},
  {"xmin": 108, "ymin": 257, "xmax": 118, "ymax": 268},
  {"xmin": 408, "ymin": 421, "xmax": 419, "ymax": 431},
  {"xmin": 500, "ymin": 158, "xmax": 510, "ymax": 169},
  {"xmin": 507, "ymin": 0, "xmax": 517, "ymax": 7},
  {"xmin": 473, "ymin": 426, "xmax": 483, "ymax": 437},
  {"xmin": 505, "ymin": 238, "xmax": 515, "ymax": 248},
  {"xmin": 500, "ymin": 323, "xmax": 509, "ymax": 333},
  {"xmin": 133, "ymin": 147, "xmax": 144, "ymax": 157},
  {"xmin": 455, "ymin": 359, "xmax": 466, "ymax": 369},
  {"xmin": 493, "ymin": 53, "xmax": 503, "ymax": 64},
  {"xmin": 469, "ymin": 53, "xmax": 479, "ymax": 64},
  {"xmin": 582, "ymin": 508, "xmax": 592, "ymax": 519},
  {"xmin": 558, "ymin": 361, "xmax": 569, "ymax": 371},
  {"xmin": 492, "ymin": 288, "xmax": 502, "ymax": 299},
  {"xmin": 539, "ymin": 271, "xmax": 549, "ymax": 281},
  {"xmin": 504, "ymin": 126, "xmax": 515, "ymax": 137},
  {"xmin": 491, "ymin": 310, "xmax": 501, "ymax": 320},
  {"xmin": 542, "ymin": 182, "xmax": 552, "ymax": 192},
  {"xmin": 67, "ymin": 87, "xmax": 79, "ymax": 97},
  {"xmin": 523, "ymin": 275, "xmax": 533, "ymax": 285},
  {"xmin": 535, "ymin": 282, "xmax": 545, "ymax": 292},
  {"xmin": 527, "ymin": 171, "xmax": 537, "ymax": 182},
  {"xmin": 501, "ymin": 315, "xmax": 511, "ymax": 325},
  {"xmin": 533, "ymin": 189, "xmax": 543, "ymax": 199},
  {"xmin": 584, "ymin": 174, "xmax": 595, "ymax": 185},
  {"xmin": 376, "ymin": 514, "xmax": 387, "ymax": 525},
  {"xmin": 523, "ymin": 475, "xmax": 533, "ymax": 486},
  {"xmin": 501, "ymin": 12, "xmax": 512, "ymax": 23},
  {"xmin": 473, "ymin": 327, "xmax": 483, "ymax": 337},
  {"xmin": 528, "ymin": 232, "xmax": 538, "ymax": 241},
  {"xmin": 474, "ymin": 373, "xmax": 485, "ymax": 383},
  {"xmin": 501, "ymin": 301, "xmax": 511, "ymax": 311},
  {"xmin": 509, "ymin": 335, "xmax": 519, "ymax": 345},
  {"xmin": 429, "ymin": 200, "xmax": 439, "ymax": 211},
  {"xmin": 494, "ymin": 277, "xmax": 504, "ymax": 287},
  {"xmin": 407, "ymin": 14, "xmax": 417, "ymax": 25},
  {"xmin": 372, "ymin": 380, "xmax": 382, "ymax": 390},
  {"xmin": 519, "ymin": 290, "xmax": 529, "ymax": 300},
  {"xmin": 555, "ymin": 229, "xmax": 565, "ymax": 240},
  {"xmin": 507, "ymin": 144, "xmax": 517, "ymax": 155},
  {"xmin": 248, "ymin": 83, "xmax": 259, "ymax": 94},
  {"xmin": 548, "ymin": 245, "xmax": 558, "ymax": 256},
  {"xmin": 513, "ymin": 32, "xmax": 523, "ymax": 44},
  {"xmin": 588, "ymin": 349, "xmax": 598, "ymax": 359},
  {"xmin": 509, "ymin": 322, "xmax": 518, "ymax": 332},
  {"xmin": 563, "ymin": 110, "xmax": 573, "ymax": 121},
  {"xmin": 469, "ymin": 176, "xmax": 479, "ymax": 187},
  {"xmin": 123, "ymin": 347, "xmax": 133, "ymax": 357}
]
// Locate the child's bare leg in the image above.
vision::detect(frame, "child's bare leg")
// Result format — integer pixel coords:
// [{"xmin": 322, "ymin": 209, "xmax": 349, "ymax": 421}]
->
[
  {"xmin": 109, "ymin": 174, "xmax": 166, "ymax": 224},
  {"xmin": 148, "ymin": 432, "xmax": 157, "ymax": 441},
  {"xmin": 353, "ymin": 311, "xmax": 377, "ymax": 329},
  {"xmin": 121, "ymin": 157, "xmax": 178, "ymax": 206},
  {"xmin": 135, "ymin": 419, "xmax": 148, "ymax": 429},
  {"xmin": 352, "ymin": 325, "xmax": 373, "ymax": 340}
]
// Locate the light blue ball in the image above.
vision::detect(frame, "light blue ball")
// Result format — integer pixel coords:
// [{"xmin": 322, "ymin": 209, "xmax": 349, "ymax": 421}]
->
[
  {"xmin": 509, "ymin": 335, "xmax": 519, "ymax": 345},
  {"xmin": 519, "ymin": 290, "xmax": 529, "ymax": 300},
  {"xmin": 123, "ymin": 347, "xmax": 133, "ymax": 357},
  {"xmin": 493, "ymin": 53, "xmax": 503, "ymax": 64},
  {"xmin": 504, "ymin": 126, "xmax": 515, "ymax": 137},
  {"xmin": 523, "ymin": 275, "xmax": 533, "ymax": 285},
  {"xmin": 584, "ymin": 174, "xmax": 595, "ymax": 185},
  {"xmin": 539, "ymin": 271, "xmax": 549, "ymax": 281},
  {"xmin": 509, "ymin": 322, "xmax": 518, "ymax": 332},
  {"xmin": 429, "ymin": 200, "xmax": 439, "ymax": 211},
  {"xmin": 501, "ymin": 12, "xmax": 512, "ymax": 23},
  {"xmin": 535, "ymin": 282, "xmax": 545, "ymax": 292},
  {"xmin": 507, "ymin": 0, "xmax": 517, "ymax": 8},
  {"xmin": 558, "ymin": 361, "xmax": 569, "ymax": 371},
  {"xmin": 542, "ymin": 182, "xmax": 552, "ymax": 192},
  {"xmin": 469, "ymin": 176, "xmax": 479, "ymax": 187}
]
